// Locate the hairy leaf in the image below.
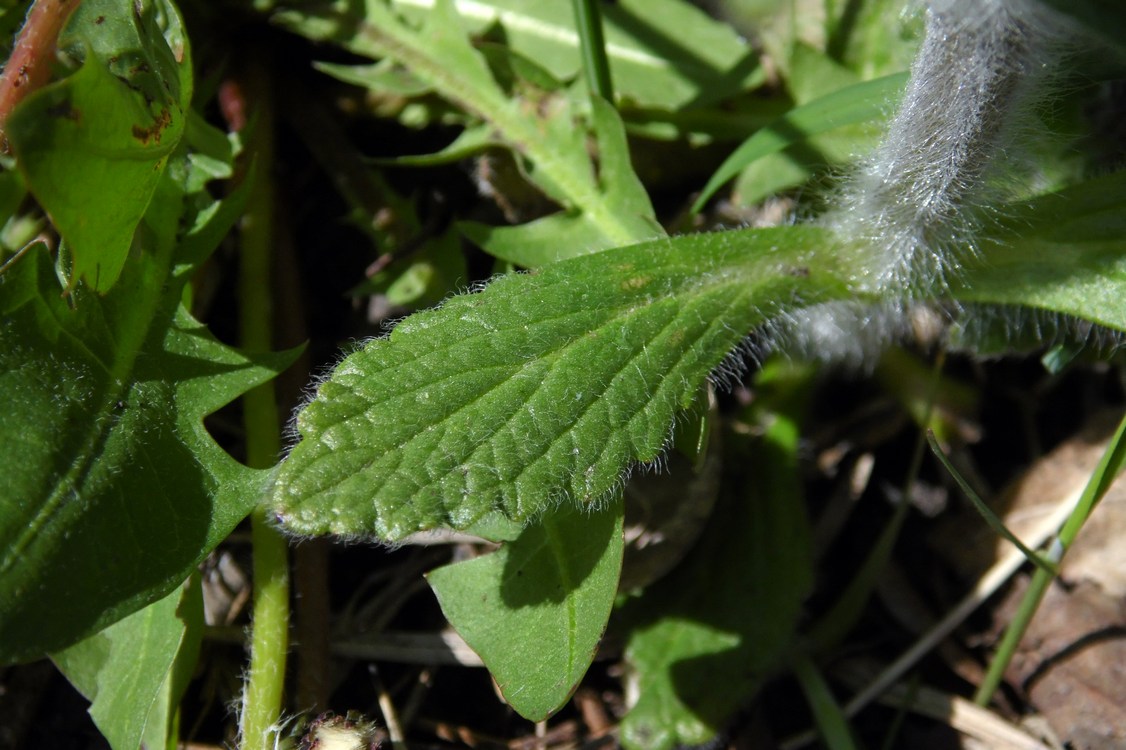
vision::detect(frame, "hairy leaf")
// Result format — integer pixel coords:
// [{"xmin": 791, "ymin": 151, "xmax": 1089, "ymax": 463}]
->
[
  {"xmin": 6, "ymin": 0, "xmax": 190, "ymax": 292},
  {"xmin": 952, "ymin": 170, "xmax": 1126, "ymax": 331},
  {"xmin": 271, "ymin": 227, "xmax": 851, "ymax": 540},
  {"xmin": 428, "ymin": 499, "xmax": 624, "ymax": 721}
]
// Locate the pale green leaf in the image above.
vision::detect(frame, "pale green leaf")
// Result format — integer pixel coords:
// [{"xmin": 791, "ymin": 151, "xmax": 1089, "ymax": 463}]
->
[
  {"xmin": 6, "ymin": 0, "xmax": 190, "ymax": 292},
  {"xmin": 387, "ymin": 0, "xmax": 764, "ymax": 109},
  {"xmin": 694, "ymin": 71, "xmax": 907, "ymax": 212},
  {"xmin": 315, "ymin": 59, "xmax": 433, "ymax": 97},
  {"xmin": 463, "ymin": 96, "xmax": 660, "ymax": 266},
  {"xmin": 277, "ymin": 0, "xmax": 658, "ymax": 250},
  {"xmin": 51, "ymin": 577, "xmax": 203, "ymax": 750},
  {"xmin": 270, "ymin": 227, "xmax": 851, "ymax": 541},
  {"xmin": 427, "ymin": 498, "xmax": 624, "ymax": 721}
]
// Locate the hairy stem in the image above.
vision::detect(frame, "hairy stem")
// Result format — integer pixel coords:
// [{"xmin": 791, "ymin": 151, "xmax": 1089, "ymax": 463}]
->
[
  {"xmin": 836, "ymin": 0, "xmax": 1067, "ymax": 292},
  {"xmin": 234, "ymin": 48, "xmax": 290, "ymax": 750}
]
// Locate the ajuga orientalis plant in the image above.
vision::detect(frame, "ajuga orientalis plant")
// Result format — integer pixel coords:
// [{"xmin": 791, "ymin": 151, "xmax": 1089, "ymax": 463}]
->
[{"xmin": 1, "ymin": 0, "xmax": 1125, "ymax": 748}]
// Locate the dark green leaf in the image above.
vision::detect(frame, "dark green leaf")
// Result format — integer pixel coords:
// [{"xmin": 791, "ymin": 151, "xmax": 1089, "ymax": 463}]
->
[
  {"xmin": 618, "ymin": 362, "xmax": 814, "ymax": 750},
  {"xmin": 0, "ymin": 128, "xmax": 297, "ymax": 662},
  {"xmin": 952, "ymin": 170, "xmax": 1126, "ymax": 331}
]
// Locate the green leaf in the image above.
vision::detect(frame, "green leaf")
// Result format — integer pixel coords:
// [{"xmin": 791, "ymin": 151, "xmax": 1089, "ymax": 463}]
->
[
  {"xmin": 0, "ymin": 134, "xmax": 297, "ymax": 662},
  {"xmin": 270, "ymin": 226, "xmax": 852, "ymax": 541},
  {"xmin": 6, "ymin": 0, "xmax": 190, "ymax": 292},
  {"xmin": 463, "ymin": 96, "xmax": 659, "ymax": 266},
  {"xmin": 951, "ymin": 170, "xmax": 1126, "ymax": 331},
  {"xmin": 791, "ymin": 653, "xmax": 858, "ymax": 750},
  {"xmin": 427, "ymin": 498, "xmax": 624, "ymax": 720},
  {"xmin": 618, "ymin": 362, "xmax": 814, "ymax": 750},
  {"xmin": 693, "ymin": 71, "xmax": 907, "ymax": 212},
  {"xmin": 354, "ymin": 227, "xmax": 468, "ymax": 307},
  {"xmin": 51, "ymin": 576, "xmax": 204, "ymax": 750},
  {"xmin": 278, "ymin": 0, "xmax": 659, "ymax": 251},
  {"xmin": 386, "ymin": 0, "xmax": 764, "ymax": 110}
]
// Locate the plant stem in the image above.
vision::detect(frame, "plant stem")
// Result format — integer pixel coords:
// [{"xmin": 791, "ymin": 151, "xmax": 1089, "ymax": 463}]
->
[
  {"xmin": 571, "ymin": 0, "xmax": 614, "ymax": 103},
  {"xmin": 235, "ymin": 47, "xmax": 290, "ymax": 750},
  {"xmin": 974, "ymin": 411, "xmax": 1126, "ymax": 705},
  {"xmin": 0, "ymin": 0, "xmax": 82, "ymax": 147}
]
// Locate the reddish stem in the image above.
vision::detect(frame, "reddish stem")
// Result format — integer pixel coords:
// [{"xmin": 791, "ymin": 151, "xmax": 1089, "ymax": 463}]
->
[{"xmin": 0, "ymin": 0, "xmax": 82, "ymax": 148}]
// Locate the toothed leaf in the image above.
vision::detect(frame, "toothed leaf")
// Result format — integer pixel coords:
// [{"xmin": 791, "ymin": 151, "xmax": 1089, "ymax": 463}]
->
[{"xmin": 271, "ymin": 227, "xmax": 849, "ymax": 541}]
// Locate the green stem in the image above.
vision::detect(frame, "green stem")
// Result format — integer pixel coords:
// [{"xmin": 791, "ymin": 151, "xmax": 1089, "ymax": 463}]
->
[
  {"xmin": 974, "ymin": 411, "xmax": 1126, "ymax": 705},
  {"xmin": 236, "ymin": 49, "xmax": 290, "ymax": 750},
  {"xmin": 571, "ymin": 0, "xmax": 614, "ymax": 103}
]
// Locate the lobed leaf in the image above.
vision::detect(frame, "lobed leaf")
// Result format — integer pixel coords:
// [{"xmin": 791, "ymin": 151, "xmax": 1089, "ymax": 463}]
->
[
  {"xmin": 386, "ymin": 0, "xmax": 764, "ymax": 110},
  {"xmin": 278, "ymin": 0, "xmax": 659, "ymax": 253},
  {"xmin": 427, "ymin": 499, "xmax": 624, "ymax": 721},
  {"xmin": 0, "ymin": 124, "xmax": 297, "ymax": 662},
  {"xmin": 461, "ymin": 96, "xmax": 659, "ymax": 266},
  {"xmin": 270, "ymin": 227, "xmax": 851, "ymax": 541}
]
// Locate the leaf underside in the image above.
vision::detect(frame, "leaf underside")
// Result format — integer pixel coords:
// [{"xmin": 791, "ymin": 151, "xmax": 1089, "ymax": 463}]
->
[{"xmin": 428, "ymin": 499, "xmax": 624, "ymax": 721}]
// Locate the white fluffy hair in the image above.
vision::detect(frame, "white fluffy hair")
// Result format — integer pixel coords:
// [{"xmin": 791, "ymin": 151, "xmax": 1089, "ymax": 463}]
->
[{"xmin": 829, "ymin": 0, "xmax": 1076, "ymax": 296}]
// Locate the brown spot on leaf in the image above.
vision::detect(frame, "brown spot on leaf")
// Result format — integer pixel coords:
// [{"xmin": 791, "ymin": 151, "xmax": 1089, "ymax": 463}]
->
[
  {"xmin": 131, "ymin": 107, "xmax": 172, "ymax": 145},
  {"xmin": 95, "ymin": 15, "xmax": 105, "ymax": 24},
  {"xmin": 46, "ymin": 99, "xmax": 80, "ymax": 122}
]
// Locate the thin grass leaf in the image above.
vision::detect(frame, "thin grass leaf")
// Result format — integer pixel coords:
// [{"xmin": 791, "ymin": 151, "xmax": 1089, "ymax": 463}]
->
[
  {"xmin": 974, "ymin": 411, "xmax": 1126, "ymax": 705},
  {"xmin": 926, "ymin": 430, "xmax": 1057, "ymax": 575},
  {"xmin": 792, "ymin": 652, "xmax": 859, "ymax": 750},
  {"xmin": 692, "ymin": 72, "xmax": 908, "ymax": 213}
]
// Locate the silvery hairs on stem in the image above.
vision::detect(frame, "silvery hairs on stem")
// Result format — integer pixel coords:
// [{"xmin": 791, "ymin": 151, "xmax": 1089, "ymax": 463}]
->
[
  {"xmin": 771, "ymin": 0, "xmax": 1083, "ymax": 365},
  {"xmin": 832, "ymin": 0, "xmax": 1076, "ymax": 295}
]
